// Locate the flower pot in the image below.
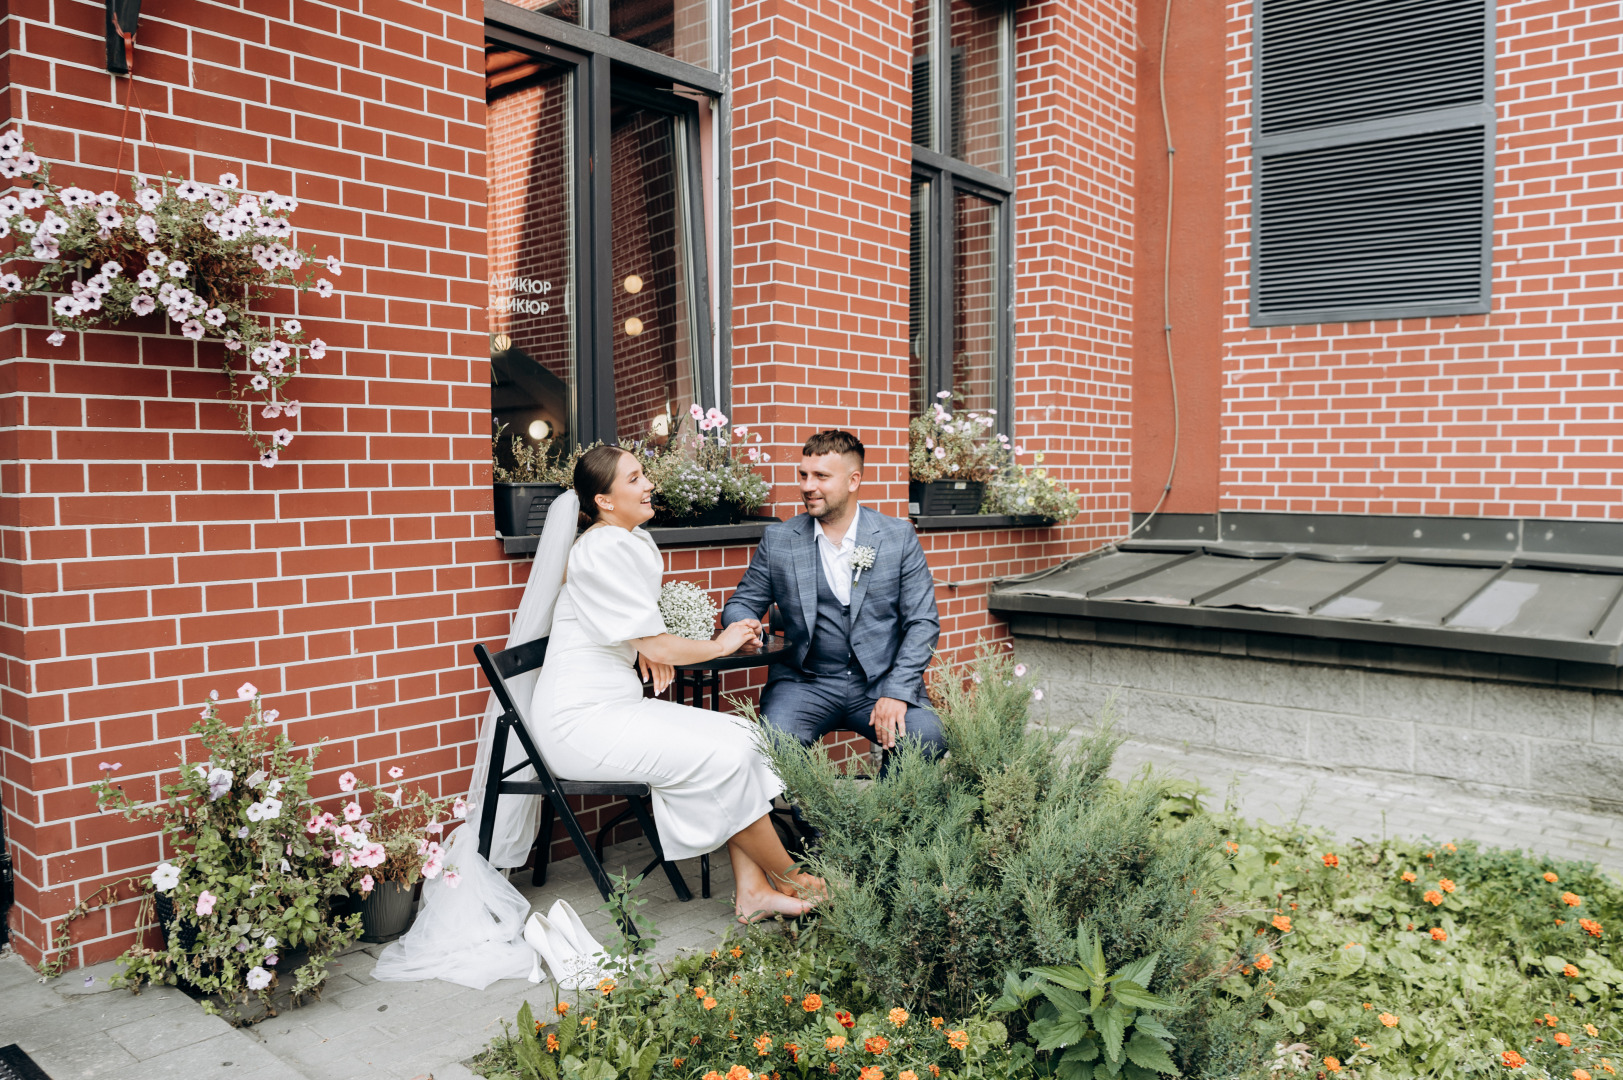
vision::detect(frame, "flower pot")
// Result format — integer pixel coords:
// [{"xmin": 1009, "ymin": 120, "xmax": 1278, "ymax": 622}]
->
[
  {"xmin": 909, "ymin": 480, "xmax": 985, "ymax": 516},
  {"xmin": 152, "ymin": 892, "xmax": 200, "ymax": 952},
  {"xmin": 358, "ymin": 880, "xmax": 416, "ymax": 944},
  {"xmin": 652, "ymin": 503, "xmax": 735, "ymax": 528},
  {"xmin": 494, "ymin": 482, "xmax": 567, "ymax": 537}
]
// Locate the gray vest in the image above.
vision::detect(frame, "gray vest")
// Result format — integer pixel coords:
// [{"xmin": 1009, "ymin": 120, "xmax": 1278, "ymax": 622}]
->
[{"xmin": 806, "ymin": 559, "xmax": 865, "ymax": 678}]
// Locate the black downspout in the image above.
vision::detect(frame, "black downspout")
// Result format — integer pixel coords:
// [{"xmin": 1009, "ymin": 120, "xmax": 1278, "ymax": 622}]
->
[{"xmin": 0, "ymin": 807, "xmax": 12, "ymax": 949}]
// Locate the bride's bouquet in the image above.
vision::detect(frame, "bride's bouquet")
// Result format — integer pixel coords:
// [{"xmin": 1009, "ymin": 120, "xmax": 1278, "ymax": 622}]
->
[{"xmin": 659, "ymin": 581, "xmax": 719, "ymax": 640}]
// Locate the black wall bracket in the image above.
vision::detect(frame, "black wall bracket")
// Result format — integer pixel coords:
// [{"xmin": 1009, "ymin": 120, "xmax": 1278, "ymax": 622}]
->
[{"xmin": 105, "ymin": 0, "xmax": 143, "ymax": 75}]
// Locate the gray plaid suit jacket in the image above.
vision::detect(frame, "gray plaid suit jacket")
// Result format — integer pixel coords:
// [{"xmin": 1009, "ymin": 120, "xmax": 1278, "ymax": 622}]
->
[{"xmin": 720, "ymin": 509, "xmax": 940, "ymax": 709}]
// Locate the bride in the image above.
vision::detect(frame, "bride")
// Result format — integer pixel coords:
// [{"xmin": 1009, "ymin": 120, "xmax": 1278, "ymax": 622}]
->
[{"xmin": 374, "ymin": 445, "xmax": 821, "ymax": 989}]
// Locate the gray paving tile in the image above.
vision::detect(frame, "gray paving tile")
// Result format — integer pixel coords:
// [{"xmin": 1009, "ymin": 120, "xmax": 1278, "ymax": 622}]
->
[
  {"xmin": 129, "ymin": 1030, "xmax": 299, "ymax": 1079},
  {"xmin": 18, "ymin": 1029, "xmax": 141, "ymax": 1079},
  {"xmin": 106, "ymin": 999, "xmax": 237, "ymax": 1060}
]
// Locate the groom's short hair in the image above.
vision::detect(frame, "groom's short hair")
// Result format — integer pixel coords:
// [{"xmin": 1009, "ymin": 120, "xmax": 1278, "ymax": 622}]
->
[{"xmin": 802, "ymin": 429, "xmax": 864, "ymax": 465}]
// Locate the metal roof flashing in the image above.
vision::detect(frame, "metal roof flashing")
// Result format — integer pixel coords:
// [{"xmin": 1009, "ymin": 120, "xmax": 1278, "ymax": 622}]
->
[{"xmin": 989, "ymin": 513, "xmax": 1623, "ymax": 667}]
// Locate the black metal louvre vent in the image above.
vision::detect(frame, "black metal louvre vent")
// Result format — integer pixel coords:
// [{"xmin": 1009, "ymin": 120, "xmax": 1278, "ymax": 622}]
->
[
  {"xmin": 1251, "ymin": 0, "xmax": 1495, "ymax": 326},
  {"xmin": 1258, "ymin": 0, "xmax": 1489, "ymax": 136},
  {"xmin": 1256, "ymin": 128, "xmax": 1488, "ymax": 315}
]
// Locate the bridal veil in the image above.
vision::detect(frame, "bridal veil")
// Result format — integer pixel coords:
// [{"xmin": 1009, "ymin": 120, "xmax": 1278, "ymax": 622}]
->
[{"xmin": 372, "ymin": 489, "xmax": 578, "ymax": 988}]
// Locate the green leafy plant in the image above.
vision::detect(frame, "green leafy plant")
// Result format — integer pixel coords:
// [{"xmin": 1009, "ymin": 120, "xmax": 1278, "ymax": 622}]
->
[
  {"xmin": 753, "ymin": 648, "xmax": 1273, "ymax": 1078},
  {"xmin": 494, "ymin": 420, "xmax": 564, "ymax": 484},
  {"xmin": 981, "ymin": 448, "xmax": 1080, "ymax": 521},
  {"xmin": 991, "ymin": 925, "xmax": 1182, "ymax": 1079},
  {"xmin": 77, "ymin": 688, "xmax": 360, "ymax": 1020}
]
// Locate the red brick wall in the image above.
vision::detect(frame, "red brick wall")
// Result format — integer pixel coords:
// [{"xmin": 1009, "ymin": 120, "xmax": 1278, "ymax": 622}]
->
[
  {"xmin": 0, "ymin": 0, "xmax": 502, "ymax": 968},
  {"xmin": 1210, "ymin": 0, "xmax": 1623, "ymax": 519},
  {"xmin": 0, "ymin": 0, "xmax": 1142, "ymax": 971}
]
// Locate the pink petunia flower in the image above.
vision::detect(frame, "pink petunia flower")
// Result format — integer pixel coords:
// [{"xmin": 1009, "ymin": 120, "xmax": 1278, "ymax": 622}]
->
[
  {"xmin": 359, "ymin": 874, "xmax": 374, "ymax": 894},
  {"xmin": 338, "ymin": 771, "xmax": 358, "ymax": 792},
  {"xmin": 196, "ymin": 890, "xmax": 217, "ymax": 916},
  {"xmin": 237, "ymin": 681, "xmax": 257, "ymax": 699},
  {"xmin": 343, "ymin": 801, "xmax": 363, "ymax": 822},
  {"xmin": 387, "ymin": 766, "xmax": 404, "ymax": 779}
]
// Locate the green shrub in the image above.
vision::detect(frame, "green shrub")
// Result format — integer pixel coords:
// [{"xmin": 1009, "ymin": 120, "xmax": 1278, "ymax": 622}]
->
[
  {"xmin": 754, "ymin": 649, "xmax": 1272, "ymax": 1079},
  {"xmin": 1210, "ymin": 817, "xmax": 1623, "ymax": 1077}
]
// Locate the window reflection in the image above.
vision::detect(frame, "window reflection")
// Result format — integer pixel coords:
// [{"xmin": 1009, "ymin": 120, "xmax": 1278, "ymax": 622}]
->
[
  {"xmin": 487, "ymin": 49, "xmax": 575, "ymax": 470},
  {"xmin": 503, "ymin": 0, "xmax": 581, "ymax": 23},
  {"xmin": 611, "ymin": 0, "xmax": 710, "ymax": 68},
  {"xmin": 909, "ymin": 179, "xmax": 931, "ymax": 418},
  {"xmin": 912, "ymin": 0, "xmax": 935, "ymax": 150},
  {"xmin": 950, "ymin": 0, "xmax": 1007, "ymax": 174},
  {"xmin": 611, "ymin": 98, "xmax": 700, "ymax": 439},
  {"xmin": 953, "ymin": 189, "xmax": 998, "ymax": 414}
]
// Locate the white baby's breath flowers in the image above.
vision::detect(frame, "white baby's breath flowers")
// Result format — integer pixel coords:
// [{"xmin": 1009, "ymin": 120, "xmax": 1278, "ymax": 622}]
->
[{"xmin": 659, "ymin": 581, "xmax": 719, "ymax": 641}]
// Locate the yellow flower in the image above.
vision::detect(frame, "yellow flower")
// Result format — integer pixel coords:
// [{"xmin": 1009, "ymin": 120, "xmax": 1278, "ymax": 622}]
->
[
  {"xmin": 888, "ymin": 1008, "xmax": 909, "ymax": 1028},
  {"xmin": 1586, "ymin": 1024, "xmax": 1599, "ymax": 1037}
]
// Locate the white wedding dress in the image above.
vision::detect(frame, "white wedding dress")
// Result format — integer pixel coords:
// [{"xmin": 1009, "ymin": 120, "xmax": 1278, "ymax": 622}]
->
[
  {"xmin": 373, "ymin": 494, "xmax": 781, "ymax": 989},
  {"xmin": 533, "ymin": 525, "xmax": 783, "ymax": 861}
]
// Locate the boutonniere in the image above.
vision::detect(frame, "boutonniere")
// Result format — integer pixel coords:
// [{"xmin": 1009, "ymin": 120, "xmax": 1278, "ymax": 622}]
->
[{"xmin": 851, "ymin": 545, "xmax": 877, "ymax": 584}]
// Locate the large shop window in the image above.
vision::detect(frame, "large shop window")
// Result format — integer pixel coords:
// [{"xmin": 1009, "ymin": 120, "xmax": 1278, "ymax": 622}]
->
[
  {"xmin": 1250, "ymin": 0, "xmax": 1494, "ymax": 326},
  {"xmin": 486, "ymin": 0, "xmax": 723, "ymax": 468},
  {"xmin": 909, "ymin": 0, "xmax": 1013, "ymax": 424}
]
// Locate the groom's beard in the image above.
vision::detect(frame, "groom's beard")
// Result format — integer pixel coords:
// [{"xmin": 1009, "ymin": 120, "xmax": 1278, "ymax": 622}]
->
[{"xmin": 803, "ymin": 491, "xmax": 853, "ymax": 521}]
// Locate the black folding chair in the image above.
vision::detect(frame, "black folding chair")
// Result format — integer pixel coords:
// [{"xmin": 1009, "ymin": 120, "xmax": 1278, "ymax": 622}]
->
[{"xmin": 472, "ymin": 638, "xmax": 710, "ymax": 922}]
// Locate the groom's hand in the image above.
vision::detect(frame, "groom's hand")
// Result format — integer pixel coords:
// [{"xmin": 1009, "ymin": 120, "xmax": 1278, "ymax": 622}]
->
[{"xmin": 870, "ymin": 697, "xmax": 908, "ymax": 749}]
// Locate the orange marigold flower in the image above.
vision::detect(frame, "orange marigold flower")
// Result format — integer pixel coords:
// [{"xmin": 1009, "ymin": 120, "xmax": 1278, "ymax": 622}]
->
[
  {"xmin": 804, "ymin": 994, "xmax": 823, "ymax": 1012},
  {"xmin": 785, "ymin": 1044, "xmax": 801, "ymax": 1064},
  {"xmin": 900, "ymin": 1072, "xmax": 919, "ymax": 1080},
  {"xmin": 1504, "ymin": 1050, "xmax": 1528, "ymax": 1069},
  {"xmin": 697, "ymin": 987, "xmax": 709, "ymax": 998},
  {"xmin": 1575, "ymin": 1070, "xmax": 1594, "ymax": 1080},
  {"xmin": 580, "ymin": 1017, "xmax": 597, "ymax": 1030},
  {"xmin": 732, "ymin": 947, "xmax": 744, "ymax": 958},
  {"xmin": 1345, "ymin": 942, "xmax": 1359, "ymax": 950},
  {"xmin": 704, "ymin": 997, "xmax": 719, "ymax": 1010},
  {"xmin": 757, "ymin": 1034, "xmax": 774, "ymax": 1056},
  {"xmin": 1402, "ymin": 871, "xmax": 1418, "ymax": 883},
  {"xmin": 858, "ymin": 1068, "xmax": 884, "ymax": 1080},
  {"xmin": 1556, "ymin": 1033, "xmax": 1573, "ymax": 1047},
  {"xmin": 888, "ymin": 1008, "xmax": 909, "ymax": 1028},
  {"xmin": 1325, "ymin": 1057, "xmax": 1342, "ymax": 1073},
  {"xmin": 863, "ymin": 1037, "xmax": 890, "ymax": 1055},
  {"xmin": 1226, "ymin": 841, "xmax": 1239, "ymax": 853},
  {"xmin": 1446, "ymin": 843, "xmax": 1457, "ymax": 852},
  {"xmin": 556, "ymin": 1002, "xmax": 571, "ymax": 1015},
  {"xmin": 1363, "ymin": 1003, "xmax": 1373, "ymax": 1010},
  {"xmin": 826, "ymin": 1036, "xmax": 847, "ymax": 1052},
  {"xmin": 1557, "ymin": 919, "xmax": 1567, "ymax": 926},
  {"xmin": 673, "ymin": 1059, "xmax": 685, "ymax": 1069},
  {"xmin": 1424, "ymin": 890, "xmax": 1444, "ymax": 906},
  {"xmin": 1586, "ymin": 1024, "xmax": 1599, "ymax": 1036},
  {"xmin": 705, "ymin": 1072, "xmax": 724, "ymax": 1080},
  {"xmin": 1564, "ymin": 893, "xmax": 1583, "ymax": 907},
  {"xmin": 1545, "ymin": 1014, "xmax": 1560, "ymax": 1026},
  {"xmin": 1602, "ymin": 1061, "xmax": 1615, "ymax": 1077},
  {"xmin": 1323, "ymin": 853, "xmax": 1340, "ymax": 868},
  {"xmin": 547, "ymin": 1033, "xmax": 559, "ymax": 1052},
  {"xmin": 1581, "ymin": 919, "xmax": 1604, "ymax": 937},
  {"xmin": 929, "ymin": 1017, "xmax": 944, "ymax": 1029},
  {"xmin": 1255, "ymin": 953, "xmax": 1274, "ymax": 972},
  {"xmin": 1546, "ymin": 872, "xmax": 1560, "ymax": 883},
  {"xmin": 1272, "ymin": 915, "xmax": 1293, "ymax": 933},
  {"xmin": 1380, "ymin": 1013, "xmax": 1400, "ymax": 1027},
  {"xmin": 728, "ymin": 1067, "xmax": 753, "ymax": 1080},
  {"xmin": 947, "ymin": 1030, "xmax": 969, "ymax": 1051},
  {"xmin": 1564, "ymin": 964, "xmax": 1581, "ymax": 978},
  {"xmin": 836, "ymin": 1011, "xmax": 856, "ymax": 1029},
  {"xmin": 1431, "ymin": 928, "xmax": 1448, "ymax": 942},
  {"xmin": 693, "ymin": 1035, "xmax": 704, "ymax": 1045},
  {"xmin": 927, "ymin": 1068, "xmax": 940, "ymax": 1078},
  {"xmin": 1439, "ymin": 878, "xmax": 1457, "ymax": 893},
  {"xmin": 785, "ymin": 995, "xmax": 794, "ymax": 1005},
  {"xmin": 711, "ymin": 949, "xmax": 720, "ymax": 958},
  {"xmin": 597, "ymin": 978, "xmax": 616, "ymax": 995}
]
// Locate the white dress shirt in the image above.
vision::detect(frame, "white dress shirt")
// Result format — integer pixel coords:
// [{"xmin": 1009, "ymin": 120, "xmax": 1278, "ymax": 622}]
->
[{"xmin": 814, "ymin": 506, "xmax": 862, "ymax": 606}]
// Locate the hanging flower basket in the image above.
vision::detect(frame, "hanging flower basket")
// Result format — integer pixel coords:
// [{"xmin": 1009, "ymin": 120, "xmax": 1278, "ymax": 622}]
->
[{"xmin": 0, "ymin": 128, "xmax": 338, "ymax": 465}]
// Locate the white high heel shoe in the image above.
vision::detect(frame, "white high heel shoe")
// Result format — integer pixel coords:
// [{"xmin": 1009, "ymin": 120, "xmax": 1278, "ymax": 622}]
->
[
  {"xmin": 548, "ymin": 899, "xmax": 611, "ymax": 977},
  {"xmin": 523, "ymin": 911, "xmax": 598, "ymax": 990}
]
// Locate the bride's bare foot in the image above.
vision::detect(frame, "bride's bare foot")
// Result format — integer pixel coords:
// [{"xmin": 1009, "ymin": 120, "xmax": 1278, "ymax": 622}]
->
[
  {"xmin": 779, "ymin": 870, "xmax": 827, "ymax": 904},
  {"xmin": 735, "ymin": 886, "xmax": 814, "ymax": 924}
]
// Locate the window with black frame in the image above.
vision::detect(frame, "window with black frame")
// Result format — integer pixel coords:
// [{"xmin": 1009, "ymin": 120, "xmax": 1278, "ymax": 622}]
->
[
  {"xmin": 909, "ymin": 0, "xmax": 1013, "ymax": 426},
  {"xmin": 486, "ymin": 0, "xmax": 722, "ymax": 473}
]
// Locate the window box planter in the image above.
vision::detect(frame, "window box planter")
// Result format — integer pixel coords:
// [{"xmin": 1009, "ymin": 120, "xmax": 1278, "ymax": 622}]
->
[
  {"xmin": 500, "ymin": 515, "xmax": 782, "ymax": 555},
  {"xmin": 909, "ymin": 479, "xmax": 985, "ymax": 517},
  {"xmin": 912, "ymin": 513, "xmax": 1056, "ymax": 530},
  {"xmin": 651, "ymin": 504, "xmax": 736, "ymax": 529},
  {"xmin": 493, "ymin": 482, "xmax": 567, "ymax": 539}
]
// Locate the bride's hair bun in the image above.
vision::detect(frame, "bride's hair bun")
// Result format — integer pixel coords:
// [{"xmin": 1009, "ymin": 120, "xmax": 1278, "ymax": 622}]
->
[{"xmin": 574, "ymin": 445, "xmax": 629, "ymax": 528}]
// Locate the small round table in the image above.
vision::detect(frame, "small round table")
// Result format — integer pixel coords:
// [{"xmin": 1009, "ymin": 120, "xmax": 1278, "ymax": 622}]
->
[{"xmin": 673, "ymin": 634, "xmax": 793, "ymax": 711}]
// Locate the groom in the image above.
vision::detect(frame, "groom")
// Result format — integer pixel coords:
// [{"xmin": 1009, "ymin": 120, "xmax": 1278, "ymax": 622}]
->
[{"xmin": 721, "ymin": 429, "xmax": 946, "ymax": 757}]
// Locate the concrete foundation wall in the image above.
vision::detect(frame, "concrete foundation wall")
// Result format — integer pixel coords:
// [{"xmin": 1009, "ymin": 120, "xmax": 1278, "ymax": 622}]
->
[{"xmin": 1013, "ymin": 635, "xmax": 1623, "ymax": 813}]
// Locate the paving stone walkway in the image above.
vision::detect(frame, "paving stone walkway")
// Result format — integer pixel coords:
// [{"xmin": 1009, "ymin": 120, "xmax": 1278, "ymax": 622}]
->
[{"xmin": 2, "ymin": 738, "xmax": 1619, "ymax": 1080}]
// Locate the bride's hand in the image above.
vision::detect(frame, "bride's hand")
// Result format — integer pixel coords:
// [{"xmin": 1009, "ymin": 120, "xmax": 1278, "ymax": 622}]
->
[
  {"xmin": 715, "ymin": 619, "xmax": 761, "ymax": 657},
  {"xmin": 638, "ymin": 653, "xmax": 676, "ymax": 695}
]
